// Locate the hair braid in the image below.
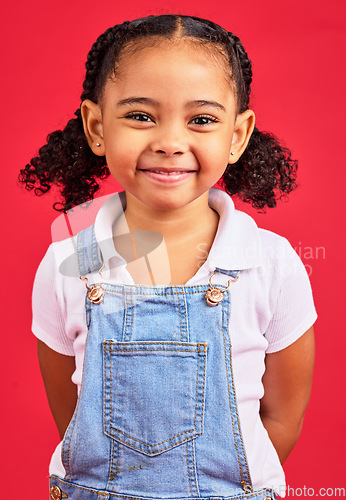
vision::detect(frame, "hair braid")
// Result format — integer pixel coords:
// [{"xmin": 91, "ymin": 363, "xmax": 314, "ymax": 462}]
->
[
  {"xmin": 81, "ymin": 22, "xmax": 130, "ymax": 103},
  {"xmin": 227, "ymin": 33, "xmax": 253, "ymax": 112}
]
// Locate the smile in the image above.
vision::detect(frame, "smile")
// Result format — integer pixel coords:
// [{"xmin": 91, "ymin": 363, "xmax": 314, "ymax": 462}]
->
[
  {"xmin": 144, "ymin": 170, "xmax": 194, "ymax": 175},
  {"xmin": 138, "ymin": 169, "xmax": 196, "ymax": 184}
]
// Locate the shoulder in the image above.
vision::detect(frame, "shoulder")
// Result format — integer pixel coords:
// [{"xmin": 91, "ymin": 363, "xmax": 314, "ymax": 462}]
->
[
  {"xmin": 257, "ymin": 227, "xmax": 296, "ymax": 261},
  {"xmin": 257, "ymin": 226, "xmax": 293, "ymax": 248},
  {"xmin": 225, "ymin": 205, "xmax": 301, "ymax": 275},
  {"xmin": 35, "ymin": 235, "xmax": 81, "ymax": 282},
  {"xmin": 39, "ymin": 191, "xmax": 120, "ymax": 278},
  {"xmin": 232, "ymin": 205, "xmax": 302, "ymax": 265},
  {"xmin": 256, "ymin": 227, "xmax": 307, "ymax": 278}
]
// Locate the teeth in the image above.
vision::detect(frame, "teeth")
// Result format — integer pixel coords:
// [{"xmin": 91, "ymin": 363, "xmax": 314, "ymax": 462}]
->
[{"xmin": 151, "ymin": 171, "xmax": 187, "ymax": 175}]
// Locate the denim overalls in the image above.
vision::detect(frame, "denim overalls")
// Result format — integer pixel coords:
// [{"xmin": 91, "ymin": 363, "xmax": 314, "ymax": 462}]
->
[{"xmin": 49, "ymin": 224, "xmax": 276, "ymax": 500}]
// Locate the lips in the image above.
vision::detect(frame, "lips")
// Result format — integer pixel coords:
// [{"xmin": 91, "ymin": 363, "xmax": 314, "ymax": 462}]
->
[
  {"xmin": 138, "ymin": 168, "xmax": 197, "ymax": 174},
  {"xmin": 137, "ymin": 168, "xmax": 197, "ymax": 184}
]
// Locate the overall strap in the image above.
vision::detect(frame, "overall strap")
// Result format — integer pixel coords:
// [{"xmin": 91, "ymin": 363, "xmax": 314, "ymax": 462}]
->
[
  {"xmin": 215, "ymin": 267, "xmax": 239, "ymax": 279},
  {"xmin": 77, "ymin": 224, "xmax": 103, "ymax": 276}
]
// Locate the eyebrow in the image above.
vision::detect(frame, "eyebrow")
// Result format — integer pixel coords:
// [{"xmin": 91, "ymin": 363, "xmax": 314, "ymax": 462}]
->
[{"xmin": 116, "ymin": 97, "xmax": 226, "ymax": 112}]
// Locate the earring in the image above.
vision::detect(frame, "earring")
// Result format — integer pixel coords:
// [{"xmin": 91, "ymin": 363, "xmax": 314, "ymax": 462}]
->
[
  {"xmin": 96, "ymin": 142, "xmax": 101, "ymax": 147},
  {"xmin": 230, "ymin": 151, "xmax": 235, "ymax": 155}
]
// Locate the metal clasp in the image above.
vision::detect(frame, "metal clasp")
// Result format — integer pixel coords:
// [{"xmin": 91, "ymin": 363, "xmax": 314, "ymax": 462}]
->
[
  {"xmin": 79, "ymin": 262, "xmax": 105, "ymax": 304},
  {"xmin": 205, "ymin": 271, "xmax": 238, "ymax": 306}
]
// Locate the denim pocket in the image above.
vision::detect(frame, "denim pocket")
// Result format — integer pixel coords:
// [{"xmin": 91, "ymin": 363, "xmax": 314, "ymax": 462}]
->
[{"xmin": 103, "ymin": 341, "xmax": 207, "ymax": 456}]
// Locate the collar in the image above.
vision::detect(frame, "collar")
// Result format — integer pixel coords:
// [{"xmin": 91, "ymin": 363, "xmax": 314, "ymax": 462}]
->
[
  {"xmin": 94, "ymin": 188, "xmax": 263, "ymax": 273},
  {"xmin": 207, "ymin": 187, "xmax": 262, "ymax": 272}
]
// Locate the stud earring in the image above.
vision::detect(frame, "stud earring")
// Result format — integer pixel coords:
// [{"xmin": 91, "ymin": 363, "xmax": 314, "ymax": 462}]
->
[
  {"xmin": 230, "ymin": 151, "xmax": 235, "ymax": 155},
  {"xmin": 96, "ymin": 142, "xmax": 101, "ymax": 147}
]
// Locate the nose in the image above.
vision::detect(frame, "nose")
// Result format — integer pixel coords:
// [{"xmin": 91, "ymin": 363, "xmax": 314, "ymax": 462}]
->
[{"xmin": 150, "ymin": 123, "xmax": 189, "ymax": 156}]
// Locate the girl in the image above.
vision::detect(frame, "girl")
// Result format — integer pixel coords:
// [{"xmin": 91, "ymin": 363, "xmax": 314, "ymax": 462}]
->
[{"xmin": 19, "ymin": 14, "xmax": 317, "ymax": 500}]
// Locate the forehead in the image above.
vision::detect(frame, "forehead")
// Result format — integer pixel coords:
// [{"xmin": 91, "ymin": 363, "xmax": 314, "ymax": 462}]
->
[{"xmin": 103, "ymin": 39, "xmax": 236, "ymax": 108}]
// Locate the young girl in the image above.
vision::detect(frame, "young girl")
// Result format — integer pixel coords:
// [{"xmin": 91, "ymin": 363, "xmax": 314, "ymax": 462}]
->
[{"xmin": 19, "ymin": 14, "xmax": 317, "ymax": 500}]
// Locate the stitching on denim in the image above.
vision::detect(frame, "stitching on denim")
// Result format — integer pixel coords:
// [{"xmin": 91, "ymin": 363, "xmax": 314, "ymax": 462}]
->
[
  {"xmin": 182, "ymin": 290, "xmax": 189, "ymax": 342},
  {"xmin": 64, "ymin": 229, "xmax": 84, "ymax": 478},
  {"xmin": 106, "ymin": 439, "xmax": 115, "ymax": 489},
  {"xmin": 190, "ymin": 438, "xmax": 200, "ymax": 496},
  {"xmin": 124, "ymin": 290, "xmax": 134, "ymax": 342},
  {"xmin": 181, "ymin": 293, "xmax": 190, "ymax": 342},
  {"xmin": 128, "ymin": 292, "xmax": 134, "ymax": 341},
  {"xmin": 123, "ymin": 290, "xmax": 129, "ymax": 342},
  {"xmin": 104, "ymin": 344, "xmax": 110, "ymax": 482},
  {"xmin": 176, "ymin": 287, "xmax": 189, "ymax": 342},
  {"xmin": 177, "ymin": 288, "xmax": 183, "ymax": 342},
  {"xmin": 104, "ymin": 346, "xmax": 207, "ymax": 450},
  {"xmin": 112, "ymin": 440, "xmax": 121, "ymax": 485},
  {"xmin": 104, "ymin": 341, "xmax": 205, "ymax": 349},
  {"xmin": 90, "ymin": 224, "xmax": 103, "ymax": 273},
  {"xmin": 221, "ymin": 491, "xmax": 273, "ymax": 500},
  {"xmin": 107, "ymin": 348, "xmax": 202, "ymax": 352},
  {"xmin": 50, "ymin": 476, "xmax": 273, "ymax": 500},
  {"xmin": 186, "ymin": 439, "xmax": 200, "ymax": 497},
  {"xmin": 77, "ymin": 230, "xmax": 81, "ymax": 276},
  {"xmin": 180, "ymin": 290, "xmax": 185, "ymax": 342},
  {"xmin": 200, "ymin": 346, "xmax": 206, "ymax": 429},
  {"xmin": 221, "ymin": 295, "xmax": 244, "ymax": 485},
  {"xmin": 106, "ymin": 439, "xmax": 120, "ymax": 489},
  {"xmin": 91, "ymin": 225, "xmax": 96, "ymax": 270},
  {"xmin": 228, "ymin": 343, "xmax": 252, "ymax": 486},
  {"xmin": 98, "ymin": 287, "xmax": 215, "ymax": 296},
  {"xmin": 194, "ymin": 350, "xmax": 199, "ymax": 430},
  {"xmin": 82, "ymin": 227, "xmax": 86, "ymax": 276},
  {"xmin": 77, "ymin": 227, "xmax": 84, "ymax": 277},
  {"xmin": 106, "ymin": 430, "xmax": 203, "ymax": 456},
  {"xmin": 50, "ymin": 476, "xmax": 108, "ymax": 496},
  {"xmin": 86, "ymin": 281, "xmax": 231, "ymax": 296},
  {"xmin": 124, "ymin": 289, "xmax": 129, "ymax": 341},
  {"xmin": 80, "ymin": 226, "xmax": 84, "ymax": 275},
  {"xmin": 223, "ymin": 291, "xmax": 252, "ymax": 487},
  {"xmin": 64, "ymin": 291, "xmax": 92, "ymax": 479},
  {"xmin": 186, "ymin": 442, "xmax": 194, "ymax": 496},
  {"xmin": 103, "ymin": 342, "xmax": 110, "ymax": 465},
  {"xmin": 110, "ymin": 344, "xmax": 112, "ymax": 439}
]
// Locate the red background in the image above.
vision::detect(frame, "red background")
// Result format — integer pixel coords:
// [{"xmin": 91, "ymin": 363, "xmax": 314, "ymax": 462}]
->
[{"xmin": 2, "ymin": 0, "xmax": 345, "ymax": 497}]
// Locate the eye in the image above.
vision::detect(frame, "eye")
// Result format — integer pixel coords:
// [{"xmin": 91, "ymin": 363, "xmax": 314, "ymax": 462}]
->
[
  {"xmin": 190, "ymin": 115, "xmax": 219, "ymax": 126},
  {"xmin": 125, "ymin": 112, "xmax": 153, "ymax": 122}
]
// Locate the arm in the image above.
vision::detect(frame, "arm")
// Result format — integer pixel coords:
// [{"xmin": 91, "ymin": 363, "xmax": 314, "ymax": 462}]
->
[
  {"xmin": 37, "ymin": 339, "xmax": 78, "ymax": 440},
  {"xmin": 260, "ymin": 326, "xmax": 315, "ymax": 464}
]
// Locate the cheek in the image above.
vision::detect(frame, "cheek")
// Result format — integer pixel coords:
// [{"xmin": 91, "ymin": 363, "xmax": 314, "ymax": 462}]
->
[
  {"xmin": 199, "ymin": 138, "xmax": 232, "ymax": 169},
  {"xmin": 103, "ymin": 124, "xmax": 143, "ymax": 156},
  {"xmin": 105, "ymin": 141, "xmax": 138, "ymax": 167}
]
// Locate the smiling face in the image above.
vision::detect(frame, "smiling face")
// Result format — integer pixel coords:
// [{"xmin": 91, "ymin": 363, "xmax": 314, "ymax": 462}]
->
[{"xmin": 82, "ymin": 39, "xmax": 255, "ymax": 213}]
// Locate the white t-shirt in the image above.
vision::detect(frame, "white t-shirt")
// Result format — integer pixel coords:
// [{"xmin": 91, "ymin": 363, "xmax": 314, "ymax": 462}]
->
[{"xmin": 32, "ymin": 187, "xmax": 317, "ymax": 496}]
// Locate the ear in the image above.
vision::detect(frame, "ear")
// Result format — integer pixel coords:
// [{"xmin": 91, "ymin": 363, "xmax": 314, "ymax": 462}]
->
[
  {"xmin": 228, "ymin": 109, "xmax": 256, "ymax": 164},
  {"xmin": 81, "ymin": 100, "xmax": 105, "ymax": 156}
]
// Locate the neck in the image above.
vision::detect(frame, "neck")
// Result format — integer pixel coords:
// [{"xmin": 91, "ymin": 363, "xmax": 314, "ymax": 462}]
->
[
  {"xmin": 112, "ymin": 190, "xmax": 220, "ymax": 285},
  {"xmin": 122, "ymin": 190, "xmax": 219, "ymax": 243}
]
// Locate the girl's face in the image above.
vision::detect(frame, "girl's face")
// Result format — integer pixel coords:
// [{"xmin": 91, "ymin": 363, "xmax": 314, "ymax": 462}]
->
[{"xmin": 83, "ymin": 41, "xmax": 254, "ymax": 213}]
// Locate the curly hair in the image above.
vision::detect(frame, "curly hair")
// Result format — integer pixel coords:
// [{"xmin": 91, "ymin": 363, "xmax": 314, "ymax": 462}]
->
[{"xmin": 18, "ymin": 14, "xmax": 297, "ymax": 212}]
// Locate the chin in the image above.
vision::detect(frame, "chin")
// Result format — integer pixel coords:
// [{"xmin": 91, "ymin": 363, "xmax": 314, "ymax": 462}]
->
[
  {"xmin": 149, "ymin": 199, "xmax": 185, "ymax": 212},
  {"xmin": 149, "ymin": 193, "xmax": 191, "ymax": 211}
]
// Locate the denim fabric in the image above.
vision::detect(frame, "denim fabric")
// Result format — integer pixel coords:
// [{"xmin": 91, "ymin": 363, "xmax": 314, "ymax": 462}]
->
[{"xmin": 50, "ymin": 224, "xmax": 276, "ymax": 500}]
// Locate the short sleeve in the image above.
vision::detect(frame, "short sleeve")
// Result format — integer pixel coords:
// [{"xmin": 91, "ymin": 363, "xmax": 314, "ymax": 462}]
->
[
  {"xmin": 264, "ymin": 237, "xmax": 317, "ymax": 353},
  {"xmin": 31, "ymin": 244, "xmax": 75, "ymax": 356}
]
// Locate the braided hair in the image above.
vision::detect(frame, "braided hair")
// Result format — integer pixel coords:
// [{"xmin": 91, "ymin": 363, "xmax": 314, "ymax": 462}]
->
[{"xmin": 19, "ymin": 14, "xmax": 297, "ymax": 212}]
